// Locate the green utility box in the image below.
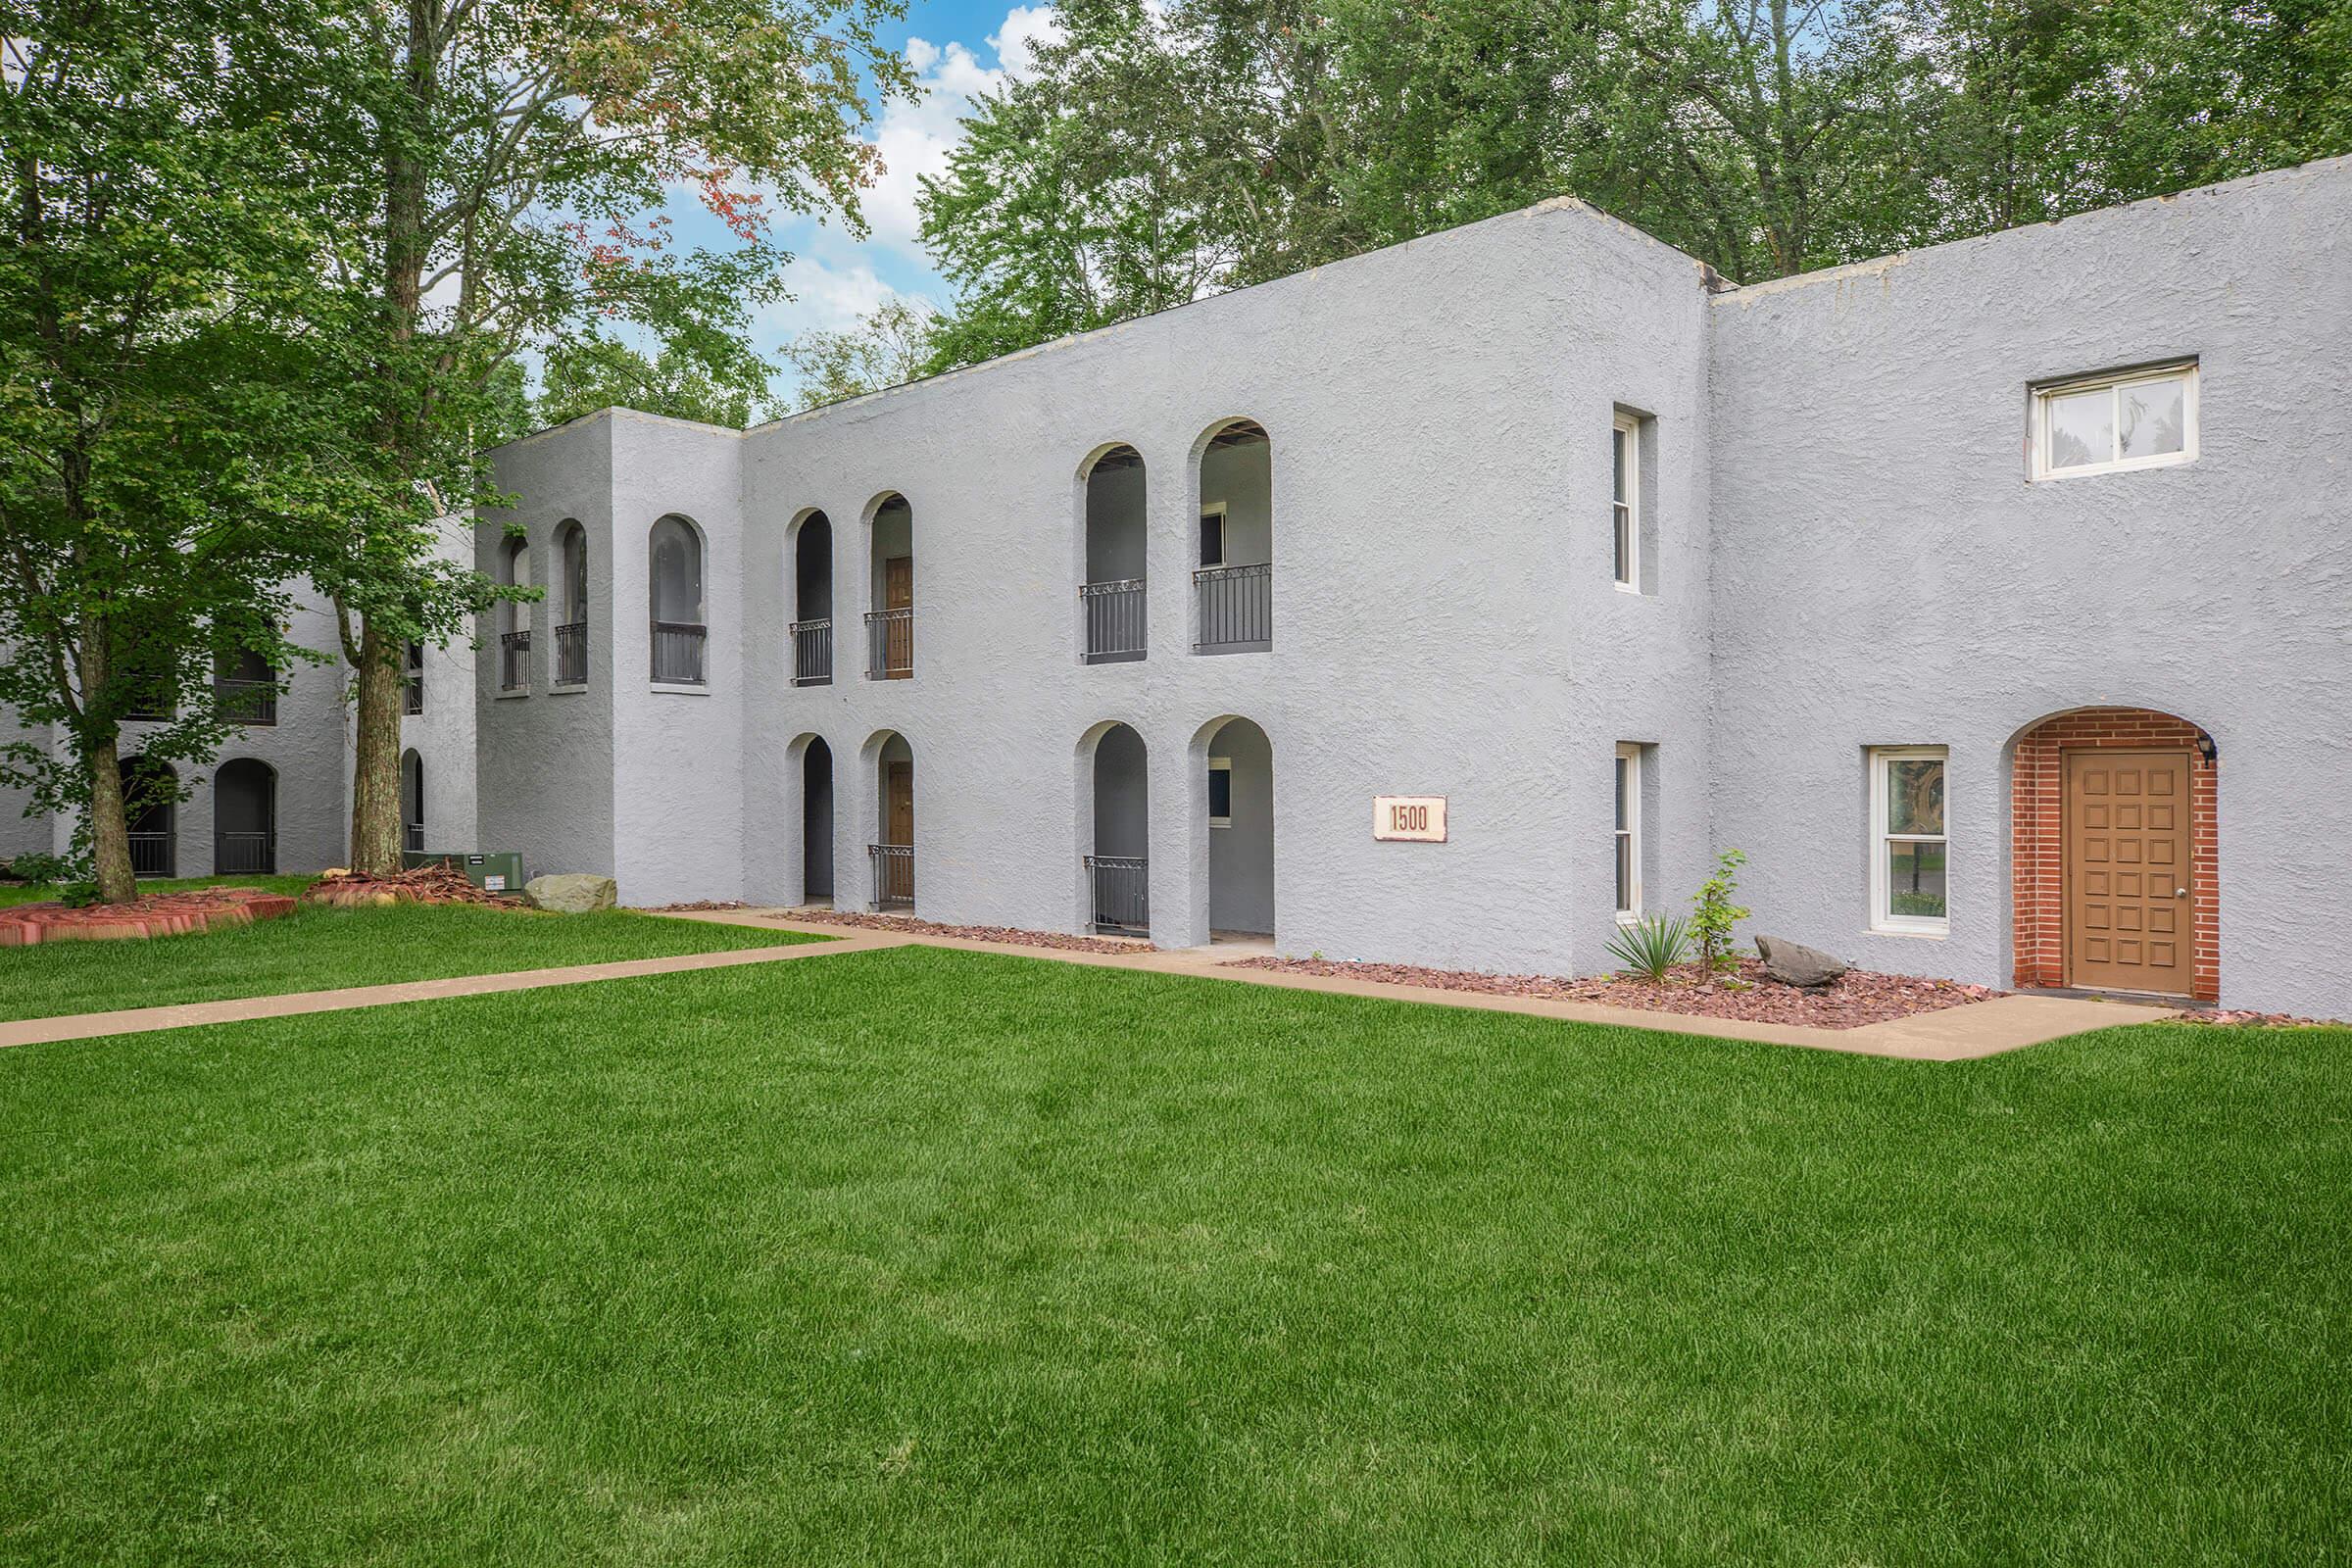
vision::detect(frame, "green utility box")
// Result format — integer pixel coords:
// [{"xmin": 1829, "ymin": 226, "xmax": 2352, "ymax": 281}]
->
[{"xmin": 402, "ymin": 851, "xmax": 525, "ymax": 894}]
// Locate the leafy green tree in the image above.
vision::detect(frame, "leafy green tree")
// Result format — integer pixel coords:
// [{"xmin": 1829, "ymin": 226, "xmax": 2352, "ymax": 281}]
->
[
  {"xmin": 538, "ymin": 339, "xmax": 762, "ymax": 429},
  {"xmin": 294, "ymin": 0, "xmax": 912, "ymax": 875},
  {"xmin": 0, "ymin": 2, "xmax": 341, "ymax": 901},
  {"xmin": 781, "ymin": 298, "xmax": 942, "ymax": 409}
]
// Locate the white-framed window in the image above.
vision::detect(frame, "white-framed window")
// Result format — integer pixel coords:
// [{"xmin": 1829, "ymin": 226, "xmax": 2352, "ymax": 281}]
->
[
  {"xmin": 1207, "ymin": 757, "xmax": 1232, "ymax": 827},
  {"xmin": 1198, "ymin": 502, "xmax": 1227, "ymax": 568},
  {"xmin": 2032, "ymin": 362, "xmax": 2196, "ymax": 479},
  {"xmin": 1610, "ymin": 415, "xmax": 1641, "ymax": 590},
  {"xmin": 1614, "ymin": 743, "xmax": 1642, "ymax": 919},
  {"xmin": 1870, "ymin": 747, "xmax": 1948, "ymax": 935}
]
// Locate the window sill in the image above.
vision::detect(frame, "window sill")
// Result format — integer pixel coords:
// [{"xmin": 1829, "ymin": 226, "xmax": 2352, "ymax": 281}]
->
[
  {"xmin": 1615, "ymin": 909, "xmax": 1642, "ymax": 926},
  {"xmin": 550, "ymin": 682, "xmax": 588, "ymax": 696},
  {"xmin": 1868, "ymin": 923, "xmax": 1949, "ymax": 940},
  {"xmin": 1612, "ymin": 581, "xmax": 1646, "ymax": 596},
  {"xmin": 495, "ymin": 689, "xmax": 529, "ymax": 701},
  {"xmin": 649, "ymin": 682, "xmax": 709, "ymax": 696}
]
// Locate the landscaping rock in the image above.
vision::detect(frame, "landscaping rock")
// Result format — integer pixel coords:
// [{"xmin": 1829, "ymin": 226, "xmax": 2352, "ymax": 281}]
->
[
  {"xmin": 525, "ymin": 873, "xmax": 617, "ymax": 913},
  {"xmin": 1754, "ymin": 934, "xmax": 1850, "ymax": 988}
]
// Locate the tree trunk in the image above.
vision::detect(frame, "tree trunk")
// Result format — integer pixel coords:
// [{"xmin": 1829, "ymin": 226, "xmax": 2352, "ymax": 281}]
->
[
  {"xmin": 349, "ymin": 620, "xmax": 406, "ymax": 874},
  {"xmin": 85, "ymin": 732, "xmax": 137, "ymax": 904}
]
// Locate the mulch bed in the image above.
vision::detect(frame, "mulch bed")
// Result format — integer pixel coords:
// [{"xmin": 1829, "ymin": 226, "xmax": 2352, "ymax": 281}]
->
[
  {"xmin": 2166, "ymin": 1008, "xmax": 2348, "ymax": 1029},
  {"xmin": 1221, "ymin": 954, "xmax": 2004, "ymax": 1030},
  {"xmin": 781, "ymin": 907, "xmax": 1153, "ymax": 955},
  {"xmin": 0, "ymin": 885, "xmax": 297, "ymax": 947},
  {"xmin": 646, "ymin": 900, "xmax": 755, "ymax": 912},
  {"xmin": 305, "ymin": 864, "xmax": 514, "ymax": 908}
]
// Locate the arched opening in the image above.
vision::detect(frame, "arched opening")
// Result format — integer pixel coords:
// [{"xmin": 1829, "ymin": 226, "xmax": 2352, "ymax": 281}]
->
[
  {"xmin": 865, "ymin": 493, "xmax": 913, "ymax": 679},
  {"xmin": 791, "ymin": 511, "xmax": 834, "ymax": 685},
  {"xmin": 119, "ymin": 755, "xmax": 177, "ymax": 879},
  {"xmin": 865, "ymin": 730, "xmax": 914, "ymax": 908},
  {"xmin": 1199, "ymin": 715, "xmax": 1273, "ymax": 939},
  {"xmin": 1080, "ymin": 445, "xmax": 1147, "ymax": 663},
  {"xmin": 801, "ymin": 736, "xmax": 835, "ymax": 903},
  {"xmin": 498, "ymin": 535, "xmax": 531, "ymax": 692},
  {"xmin": 2009, "ymin": 707, "xmax": 2217, "ymax": 1002},
  {"xmin": 214, "ymin": 759, "xmax": 277, "ymax": 873},
  {"xmin": 1193, "ymin": 419, "xmax": 1271, "ymax": 655},
  {"xmin": 1079, "ymin": 722, "xmax": 1150, "ymax": 933},
  {"xmin": 400, "ymin": 748, "xmax": 425, "ymax": 854},
  {"xmin": 215, "ymin": 647, "xmax": 277, "ymax": 726},
  {"xmin": 555, "ymin": 520, "xmax": 589, "ymax": 685},
  {"xmin": 649, "ymin": 514, "xmax": 707, "ymax": 684}
]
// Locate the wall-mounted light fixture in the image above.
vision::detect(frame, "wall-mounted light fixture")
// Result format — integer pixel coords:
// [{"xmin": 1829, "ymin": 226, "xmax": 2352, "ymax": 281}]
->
[{"xmin": 2196, "ymin": 730, "xmax": 2219, "ymax": 765}]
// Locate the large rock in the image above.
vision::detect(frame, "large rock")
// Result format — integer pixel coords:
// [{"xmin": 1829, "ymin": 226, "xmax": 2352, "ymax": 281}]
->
[
  {"xmin": 524, "ymin": 873, "xmax": 617, "ymax": 913},
  {"xmin": 1754, "ymin": 933, "xmax": 1850, "ymax": 988}
]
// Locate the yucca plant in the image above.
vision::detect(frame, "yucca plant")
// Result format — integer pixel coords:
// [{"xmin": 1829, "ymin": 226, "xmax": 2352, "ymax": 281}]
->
[{"xmin": 1606, "ymin": 914, "xmax": 1693, "ymax": 984}]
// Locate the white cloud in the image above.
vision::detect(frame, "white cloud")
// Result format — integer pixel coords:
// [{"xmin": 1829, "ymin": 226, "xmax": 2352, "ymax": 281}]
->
[
  {"xmin": 859, "ymin": 5, "xmax": 1064, "ymax": 259},
  {"xmin": 760, "ymin": 254, "xmax": 902, "ymax": 345}
]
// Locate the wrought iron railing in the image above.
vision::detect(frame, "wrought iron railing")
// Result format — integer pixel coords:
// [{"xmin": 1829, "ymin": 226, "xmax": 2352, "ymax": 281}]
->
[
  {"xmin": 404, "ymin": 671, "xmax": 423, "ymax": 714},
  {"xmin": 555, "ymin": 620, "xmax": 588, "ymax": 685},
  {"xmin": 500, "ymin": 629, "xmax": 530, "ymax": 692},
  {"xmin": 122, "ymin": 684, "xmax": 174, "ymax": 721},
  {"xmin": 865, "ymin": 608, "xmax": 912, "ymax": 680},
  {"xmin": 214, "ymin": 678, "xmax": 277, "ymax": 726},
  {"xmin": 215, "ymin": 830, "xmax": 276, "ymax": 874},
  {"xmin": 127, "ymin": 832, "xmax": 173, "ymax": 878},
  {"xmin": 1084, "ymin": 855, "xmax": 1149, "ymax": 935},
  {"xmin": 868, "ymin": 843, "xmax": 913, "ymax": 908},
  {"xmin": 1194, "ymin": 562, "xmax": 1271, "ymax": 653},
  {"xmin": 791, "ymin": 618, "xmax": 833, "ymax": 686},
  {"xmin": 1081, "ymin": 578, "xmax": 1146, "ymax": 663},
  {"xmin": 404, "ymin": 821, "xmax": 424, "ymax": 854},
  {"xmin": 651, "ymin": 620, "xmax": 706, "ymax": 684}
]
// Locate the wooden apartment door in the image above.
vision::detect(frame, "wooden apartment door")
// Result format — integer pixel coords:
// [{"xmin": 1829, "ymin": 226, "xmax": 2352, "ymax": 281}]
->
[
  {"xmin": 883, "ymin": 760, "xmax": 913, "ymax": 902},
  {"xmin": 2065, "ymin": 749, "xmax": 2194, "ymax": 996},
  {"xmin": 884, "ymin": 556, "xmax": 913, "ymax": 677}
]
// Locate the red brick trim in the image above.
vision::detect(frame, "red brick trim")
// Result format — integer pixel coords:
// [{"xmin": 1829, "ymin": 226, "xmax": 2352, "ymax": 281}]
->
[{"xmin": 2011, "ymin": 709, "xmax": 2218, "ymax": 1001}]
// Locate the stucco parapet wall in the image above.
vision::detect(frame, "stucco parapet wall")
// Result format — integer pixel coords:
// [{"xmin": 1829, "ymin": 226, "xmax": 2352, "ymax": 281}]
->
[{"xmin": 1710, "ymin": 152, "xmax": 2352, "ymax": 309}]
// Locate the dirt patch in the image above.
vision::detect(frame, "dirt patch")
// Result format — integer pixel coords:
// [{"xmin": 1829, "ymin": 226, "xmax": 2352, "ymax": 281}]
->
[
  {"xmin": 783, "ymin": 908, "xmax": 1153, "ymax": 955},
  {"xmin": 2165, "ymin": 1008, "xmax": 2348, "ymax": 1029},
  {"xmin": 0, "ymin": 886, "xmax": 297, "ymax": 947},
  {"xmin": 645, "ymin": 900, "xmax": 755, "ymax": 912},
  {"xmin": 305, "ymin": 865, "xmax": 514, "ymax": 908},
  {"xmin": 1221, "ymin": 955, "xmax": 2003, "ymax": 1030}
]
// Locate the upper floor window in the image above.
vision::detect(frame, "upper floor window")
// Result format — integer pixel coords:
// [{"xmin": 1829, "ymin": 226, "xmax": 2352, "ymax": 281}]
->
[
  {"xmin": 1611, "ymin": 415, "xmax": 1641, "ymax": 590},
  {"xmin": 648, "ymin": 514, "xmax": 707, "ymax": 685},
  {"xmin": 1870, "ymin": 747, "xmax": 1948, "ymax": 935},
  {"xmin": 2033, "ymin": 363, "xmax": 2196, "ymax": 479}
]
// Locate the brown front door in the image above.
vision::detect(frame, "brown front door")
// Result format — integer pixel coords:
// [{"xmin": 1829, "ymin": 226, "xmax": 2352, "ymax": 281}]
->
[
  {"xmin": 883, "ymin": 556, "xmax": 912, "ymax": 678},
  {"xmin": 2065, "ymin": 749, "xmax": 2194, "ymax": 996},
  {"xmin": 883, "ymin": 760, "xmax": 913, "ymax": 902}
]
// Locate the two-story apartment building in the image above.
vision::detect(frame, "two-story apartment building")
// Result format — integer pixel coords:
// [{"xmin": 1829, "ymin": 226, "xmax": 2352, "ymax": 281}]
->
[{"xmin": 10, "ymin": 157, "xmax": 2346, "ymax": 1017}]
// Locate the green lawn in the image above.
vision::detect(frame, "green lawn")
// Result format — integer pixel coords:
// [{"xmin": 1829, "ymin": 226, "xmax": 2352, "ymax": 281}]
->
[
  {"xmin": 0, "ymin": 900, "xmax": 815, "ymax": 1022},
  {"xmin": 2, "ymin": 947, "xmax": 2346, "ymax": 1565}
]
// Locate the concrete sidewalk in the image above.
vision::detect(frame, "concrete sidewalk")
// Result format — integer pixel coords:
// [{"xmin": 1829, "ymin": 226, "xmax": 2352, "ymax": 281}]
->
[{"xmin": 0, "ymin": 906, "xmax": 2176, "ymax": 1058}]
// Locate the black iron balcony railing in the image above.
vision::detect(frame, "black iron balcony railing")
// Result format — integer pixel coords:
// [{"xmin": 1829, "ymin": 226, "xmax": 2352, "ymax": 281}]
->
[
  {"xmin": 122, "ymin": 684, "xmax": 174, "ymax": 721},
  {"xmin": 652, "ymin": 620, "xmax": 707, "ymax": 684},
  {"xmin": 1084, "ymin": 854, "xmax": 1149, "ymax": 935},
  {"xmin": 214, "ymin": 677, "xmax": 277, "ymax": 726},
  {"xmin": 215, "ymin": 830, "xmax": 276, "ymax": 874},
  {"xmin": 791, "ymin": 618, "xmax": 833, "ymax": 686},
  {"xmin": 555, "ymin": 620, "xmax": 587, "ymax": 685},
  {"xmin": 500, "ymin": 629, "xmax": 530, "ymax": 692},
  {"xmin": 404, "ymin": 671, "xmax": 423, "ymax": 714},
  {"xmin": 868, "ymin": 843, "xmax": 913, "ymax": 908},
  {"xmin": 127, "ymin": 832, "xmax": 173, "ymax": 878},
  {"xmin": 404, "ymin": 821, "xmax": 424, "ymax": 854},
  {"xmin": 864, "ymin": 608, "xmax": 912, "ymax": 680},
  {"xmin": 1081, "ymin": 578, "xmax": 1146, "ymax": 663},
  {"xmin": 1194, "ymin": 562, "xmax": 1271, "ymax": 654}
]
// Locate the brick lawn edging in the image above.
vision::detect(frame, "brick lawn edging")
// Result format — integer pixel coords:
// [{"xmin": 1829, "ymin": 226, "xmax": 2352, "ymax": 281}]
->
[{"xmin": 0, "ymin": 886, "xmax": 297, "ymax": 947}]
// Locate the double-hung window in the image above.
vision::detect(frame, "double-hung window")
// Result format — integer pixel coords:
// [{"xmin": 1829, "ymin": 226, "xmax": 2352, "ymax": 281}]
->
[
  {"xmin": 1614, "ymin": 743, "xmax": 1642, "ymax": 919},
  {"xmin": 1610, "ymin": 416, "xmax": 1640, "ymax": 589},
  {"xmin": 1207, "ymin": 758, "xmax": 1233, "ymax": 827},
  {"xmin": 2033, "ymin": 363, "xmax": 2196, "ymax": 478},
  {"xmin": 1871, "ymin": 747, "xmax": 1948, "ymax": 934}
]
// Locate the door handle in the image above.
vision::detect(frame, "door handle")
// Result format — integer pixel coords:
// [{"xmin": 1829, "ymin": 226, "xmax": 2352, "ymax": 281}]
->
[{"xmin": 2176, "ymin": 887, "xmax": 2188, "ymax": 897}]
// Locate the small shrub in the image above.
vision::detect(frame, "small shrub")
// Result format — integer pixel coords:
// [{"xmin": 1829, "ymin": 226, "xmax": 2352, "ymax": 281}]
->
[
  {"xmin": 1606, "ymin": 914, "xmax": 1692, "ymax": 984},
  {"xmin": 57, "ymin": 881, "xmax": 101, "ymax": 908},
  {"xmin": 1689, "ymin": 848, "xmax": 1752, "ymax": 980},
  {"xmin": 4, "ymin": 853, "xmax": 71, "ymax": 884}
]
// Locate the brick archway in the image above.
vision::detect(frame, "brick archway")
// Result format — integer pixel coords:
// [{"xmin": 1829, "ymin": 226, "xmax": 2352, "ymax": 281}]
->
[{"xmin": 2011, "ymin": 708, "xmax": 2218, "ymax": 1001}]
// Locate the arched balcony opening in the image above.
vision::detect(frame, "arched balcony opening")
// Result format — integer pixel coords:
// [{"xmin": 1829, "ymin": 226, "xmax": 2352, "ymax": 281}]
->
[
  {"xmin": 214, "ymin": 648, "xmax": 277, "ymax": 726},
  {"xmin": 120, "ymin": 755, "xmax": 177, "ymax": 879},
  {"xmin": 1079, "ymin": 721, "xmax": 1150, "ymax": 934},
  {"xmin": 791, "ymin": 511, "xmax": 834, "ymax": 686},
  {"xmin": 864, "ymin": 494, "xmax": 914, "ymax": 680},
  {"xmin": 555, "ymin": 520, "xmax": 589, "ymax": 686},
  {"xmin": 1194, "ymin": 419, "xmax": 1272, "ymax": 655},
  {"xmin": 649, "ymin": 514, "xmax": 707, "ymax": 684},
  {"xmin": 798, "ymin": 735, "xmax": 835, "ymax": 903},
  {"xmin": 865, "ymin": 730, "xmax": 914, "ymax": 908},
  {"xmin": 400, "ymin": 748, "xmax": 425, "ymax": 855},
  {"xmin": 214, "ymin": 759, "xmax": 277, "ymax": 873},
  {"xmin": 498, "ymin": 536, "xmax": 531, "ymax": 692},
  {"xmin": 1198, "ymin": 715, "xmax": 1274, "ymax": 939},
  {"xmin": 1080, "ymin": 446, "xmax": 1147, "ymax": 663}
]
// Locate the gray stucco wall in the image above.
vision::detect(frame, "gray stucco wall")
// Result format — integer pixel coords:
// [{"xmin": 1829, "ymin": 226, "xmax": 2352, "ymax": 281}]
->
[
  {"xmin": 399, "ymin": 515, "xmax": 482, "ymax": 857},
  {"xmin": 1707, "ymin": 157, "xmax": 2352, "ymax": 1014}
]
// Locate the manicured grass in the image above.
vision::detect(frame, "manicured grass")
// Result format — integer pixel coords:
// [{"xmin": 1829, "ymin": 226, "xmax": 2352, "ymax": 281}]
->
[
  {"xmin": 0, "ymin": 901, "xmax": 816, "ymax": 1022},
  {"xmin": 0, "ymin": 872, "xmax": 314, "ymax": 908},
  {"xmin": 2, "ymin": 947, "xmax": 2346, "ymax": 1565}
]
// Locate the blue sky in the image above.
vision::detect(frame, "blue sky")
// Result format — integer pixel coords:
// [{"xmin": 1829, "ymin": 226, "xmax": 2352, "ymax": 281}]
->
[{"xmin": 654, "ymin": 0, "xmax": 1061, "ymax": 396}]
